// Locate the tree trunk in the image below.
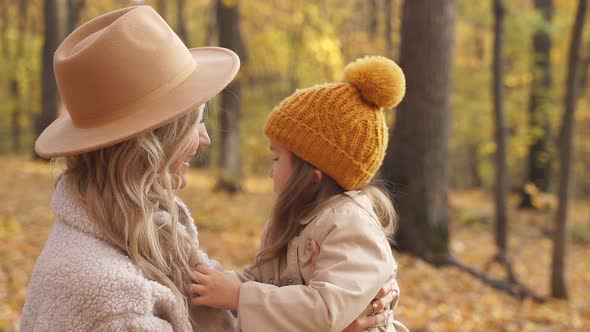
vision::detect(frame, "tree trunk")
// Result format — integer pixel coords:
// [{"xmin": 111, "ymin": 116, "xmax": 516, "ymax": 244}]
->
[
  {"xmin": 176, "ymin": 0, "xmax": 188, "ymax": 46},
  {"xmin": 520, "ymin": 0, "xmax": 554, "ymax": 209},
  {"xmin": 21, "ymin": 0, "xmax": 30, "ymax": 117},
  {"xmin": 1, "ymin": 0, "xmax": 8, "ymax": 57},
  {"xmin": 33, "ymin": 0, "xmax": 60, "ymax": 160},
  {"xmin": 579, "ymin": 41, "xmax": 590, "ymax": 90},
  {"xmin": 551, "ymin": 0, "xmax": 587, "ymax": 300},
  {"xmin": 193, "ymin": 2, "xmax": 218, "ymax": 169},
  {"xmin": 492, "ymin": 0, "xmax": 509, "ymax": 256},
  {"xmin": 156, "ymin": 0, "xmax": 167, "ymax": 21},
  {"xmin": 205, "ymin": 1, "xmax": 217, "ymax": 45},
  {"xmin": 287, "ymin": 29, "xmax": 301, "ymax": 93},
  {"xmin": 66, "ymin": 0, "xmax": 85, "ymax": 34},
  {"xmin": 368, "ymin": 0, "xmax": 378, "ymax": 39},
  {"xmin": 215, "ymin": 0, "xmax": 245, "ymax": 193},
  {"xmin": 468, "ymin": 144, "xmax": 483, "ymax": 188},
  {"xmin": 10, "ymin": 0, "xmax": 28, "ymax": 154},
  {"xmin": 381, "ymin": 0, "xmax": 456, "ymax": 264},
  {"xmin": 11, "ymin": 80, "xmax": 22, "ymax": 153},
  {"xmin": 384, "ymin": 0, "xmax": 394, "ymax": 60}
]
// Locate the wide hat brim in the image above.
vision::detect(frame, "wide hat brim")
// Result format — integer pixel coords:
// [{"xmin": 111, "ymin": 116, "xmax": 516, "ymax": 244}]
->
[{"xmin": 35, "ymin": 46, "xmax": 239, "ymax": 158}]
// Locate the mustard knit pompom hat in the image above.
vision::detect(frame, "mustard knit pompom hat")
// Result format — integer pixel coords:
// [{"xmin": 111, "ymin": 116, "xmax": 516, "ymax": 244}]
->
[{"xmin": 264, "ymin": 56, "xmax": 406, "ymax": 190}]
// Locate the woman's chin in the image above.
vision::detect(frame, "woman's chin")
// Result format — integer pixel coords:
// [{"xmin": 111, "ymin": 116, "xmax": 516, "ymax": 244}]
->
[
  {"xmin": 178, "ymin": 176, "xmax": 188, "ymax": 189},
  {"xmin": 174, "ymin": 163, "xmax": 190, "ymax": 189},
  {"xmin": 171, "ymin": 172, "xmax": 188, "ymax": 190}
]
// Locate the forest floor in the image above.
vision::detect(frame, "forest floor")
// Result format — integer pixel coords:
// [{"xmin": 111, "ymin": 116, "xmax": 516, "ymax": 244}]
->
[{"xmin": 1, "ymin": 157, "xmax": 589, "ymax": 331}]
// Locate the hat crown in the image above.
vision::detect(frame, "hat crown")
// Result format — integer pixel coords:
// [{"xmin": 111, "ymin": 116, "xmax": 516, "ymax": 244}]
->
[{"xmin": 54, "ymin": 6, "xmax": 195, "ymax": 128}]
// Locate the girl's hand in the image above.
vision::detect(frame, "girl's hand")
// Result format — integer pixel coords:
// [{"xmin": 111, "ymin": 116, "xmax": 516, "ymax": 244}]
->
[{"xmin": 189, "ymin": 265, "xmax": 241, "ymax": 310}]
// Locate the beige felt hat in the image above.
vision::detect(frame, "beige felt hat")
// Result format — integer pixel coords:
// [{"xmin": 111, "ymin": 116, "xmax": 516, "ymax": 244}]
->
[{"xmin": 35, "ymin": 5, "xmax": 240, "ymax": 157}]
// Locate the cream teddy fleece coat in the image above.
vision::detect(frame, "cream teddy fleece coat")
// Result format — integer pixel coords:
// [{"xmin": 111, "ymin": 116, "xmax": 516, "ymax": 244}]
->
[{"xmin": 20, "ymin": 177, "xmax": 237, "ymax": 331}]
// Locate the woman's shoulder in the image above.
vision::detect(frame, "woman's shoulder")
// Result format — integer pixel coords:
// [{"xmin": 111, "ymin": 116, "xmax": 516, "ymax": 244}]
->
[
  {"xmin": 30, "ymin": 219, "xmax": 162, "ymax": 291},
  {"xmin": 22, "ymin": 220, "xmax": 182, "ymax": 329},
  {"xmin": 40, "ymin": 219, "xmax": 141, "ymax": 276},
  {"xmin": 22, "ymin": 220, "xmax": 177, "ymax": 329}
]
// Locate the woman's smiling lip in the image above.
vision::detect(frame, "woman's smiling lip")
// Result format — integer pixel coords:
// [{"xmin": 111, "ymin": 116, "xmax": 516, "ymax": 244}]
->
[
  {"xmin": 183, "ymin": 153, "xmax": 197, "ymax": 167},
  {"xmin": 186, "ymin": 153, "xmax": 196, "ymax": 162}
]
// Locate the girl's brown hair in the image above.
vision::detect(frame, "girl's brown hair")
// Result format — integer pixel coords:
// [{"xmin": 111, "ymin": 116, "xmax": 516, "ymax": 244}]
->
[{"xmin": 255, "ymin": 153, "xmax": 397, "ymax": 269}]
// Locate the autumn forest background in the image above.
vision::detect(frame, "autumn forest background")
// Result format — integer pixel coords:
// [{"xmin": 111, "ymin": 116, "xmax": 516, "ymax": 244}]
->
[{"xmin": 1, "ymin": 0, "xmax": 590, "ymax": 331}]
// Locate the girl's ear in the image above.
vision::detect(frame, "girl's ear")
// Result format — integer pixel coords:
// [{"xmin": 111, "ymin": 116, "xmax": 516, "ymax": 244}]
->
[{"xmin": 313, "ymin": 169, "xmax": 323, "ymax": 183}]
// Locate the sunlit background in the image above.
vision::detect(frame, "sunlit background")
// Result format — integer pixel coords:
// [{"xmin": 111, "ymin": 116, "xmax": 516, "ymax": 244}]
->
[{"xmin": 1, "ymin": 0, "xmax": 589, "ymax": 331}]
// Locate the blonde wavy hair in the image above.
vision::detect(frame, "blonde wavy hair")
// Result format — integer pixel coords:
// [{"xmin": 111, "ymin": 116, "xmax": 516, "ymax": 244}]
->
[{"xmin": 58, "ymin": 107, "xmax": 202, "ymax": 319}]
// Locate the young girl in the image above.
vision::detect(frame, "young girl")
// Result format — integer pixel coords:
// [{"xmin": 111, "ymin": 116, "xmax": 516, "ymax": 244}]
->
[{"xmin": 190, "ymin": 56, "xmax": 409, "ymax": 332}]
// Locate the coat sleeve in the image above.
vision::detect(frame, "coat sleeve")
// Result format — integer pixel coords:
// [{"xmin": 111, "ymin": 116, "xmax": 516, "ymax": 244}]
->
[
  {"xmin": 237, "ymin": 210, "xmax": 394, "ymax": 332},
  {"xmin": 233, "ymin": 264, "xmax": 261, "ymax": 283}
]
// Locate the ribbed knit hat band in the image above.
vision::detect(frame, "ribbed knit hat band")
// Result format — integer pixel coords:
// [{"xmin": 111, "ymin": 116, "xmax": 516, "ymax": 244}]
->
[{"xmin": 264, "ymin": 56, "xmax": 405, "ymax": 190}]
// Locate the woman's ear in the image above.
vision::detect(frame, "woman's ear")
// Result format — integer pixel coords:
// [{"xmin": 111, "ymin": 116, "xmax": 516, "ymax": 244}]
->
[{"xmin": 313, "ymin": 169, "xmax": 323, "ymax": 183}]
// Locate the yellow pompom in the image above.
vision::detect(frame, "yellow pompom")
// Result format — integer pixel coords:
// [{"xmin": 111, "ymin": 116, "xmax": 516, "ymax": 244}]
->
[{"xmin": 344, "ymin": 56, "xmax": 406, "ymax": 109}]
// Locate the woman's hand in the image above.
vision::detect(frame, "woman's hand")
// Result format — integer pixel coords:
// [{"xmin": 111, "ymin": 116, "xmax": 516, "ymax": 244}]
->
[
  {"xmin": 307, "ymin": 239, "xmax": 397, "ymax": 332},
  {"xmin": 189, "ymin": 265, "xmax": 241, "ymax": 310},
  {"xmin": 343, "ymin": 275, "xmax": 398, "ymax": 331}
]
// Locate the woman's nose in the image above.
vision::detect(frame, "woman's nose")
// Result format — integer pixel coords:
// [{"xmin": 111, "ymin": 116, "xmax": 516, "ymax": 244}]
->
[{"xmin": 199, "ymin": 126, "xmax": 211, "ymax": 147}]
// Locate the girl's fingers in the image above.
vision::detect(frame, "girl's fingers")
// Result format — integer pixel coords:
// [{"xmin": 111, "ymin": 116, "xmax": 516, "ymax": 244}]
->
[
  {"xmin": 196, "ymin": 264, "xmax": 214, "ymax": 274},
  {"xmin": 190, "ymin": 295, "xmax": 206, "ymax": 307},
  {"xmin": 191, "ymin": 271, "xmax": 205, "ymax": 284},
  {"xmin": 189, "ymin": 283, "xmax": 206, "ymax": 296},
  {"xmin": 189, "ymin": 280, "xmax": 212, "ymax": 307}
]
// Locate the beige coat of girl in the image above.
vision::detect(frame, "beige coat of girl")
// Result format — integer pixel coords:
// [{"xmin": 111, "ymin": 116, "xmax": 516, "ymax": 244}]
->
[{"xmin": 235, "ymin": 191, "xmax": 409, "ymax": 332}]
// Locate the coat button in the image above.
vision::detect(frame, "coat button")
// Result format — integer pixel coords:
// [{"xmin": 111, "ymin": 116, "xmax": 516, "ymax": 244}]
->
[{"xmin": 288, "ymin": 279, "xmax": 294, "ymax": 285}]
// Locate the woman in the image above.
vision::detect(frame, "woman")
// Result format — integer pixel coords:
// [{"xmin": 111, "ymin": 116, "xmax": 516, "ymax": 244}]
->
[{"xmin": 21, "ymin": 5, "xmax": 394, "ymax": 331}]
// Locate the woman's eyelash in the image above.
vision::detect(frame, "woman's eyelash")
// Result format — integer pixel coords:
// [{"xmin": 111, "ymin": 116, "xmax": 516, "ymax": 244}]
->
[{"xmin": 199, "ymin": 103, "xmax": 210, "ymax": 123}]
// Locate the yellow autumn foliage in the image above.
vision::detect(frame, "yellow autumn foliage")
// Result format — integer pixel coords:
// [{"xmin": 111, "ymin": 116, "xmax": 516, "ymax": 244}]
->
[{"xmin": 1, "ymin": 158, "xmax": 589, "ymax": 331}]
